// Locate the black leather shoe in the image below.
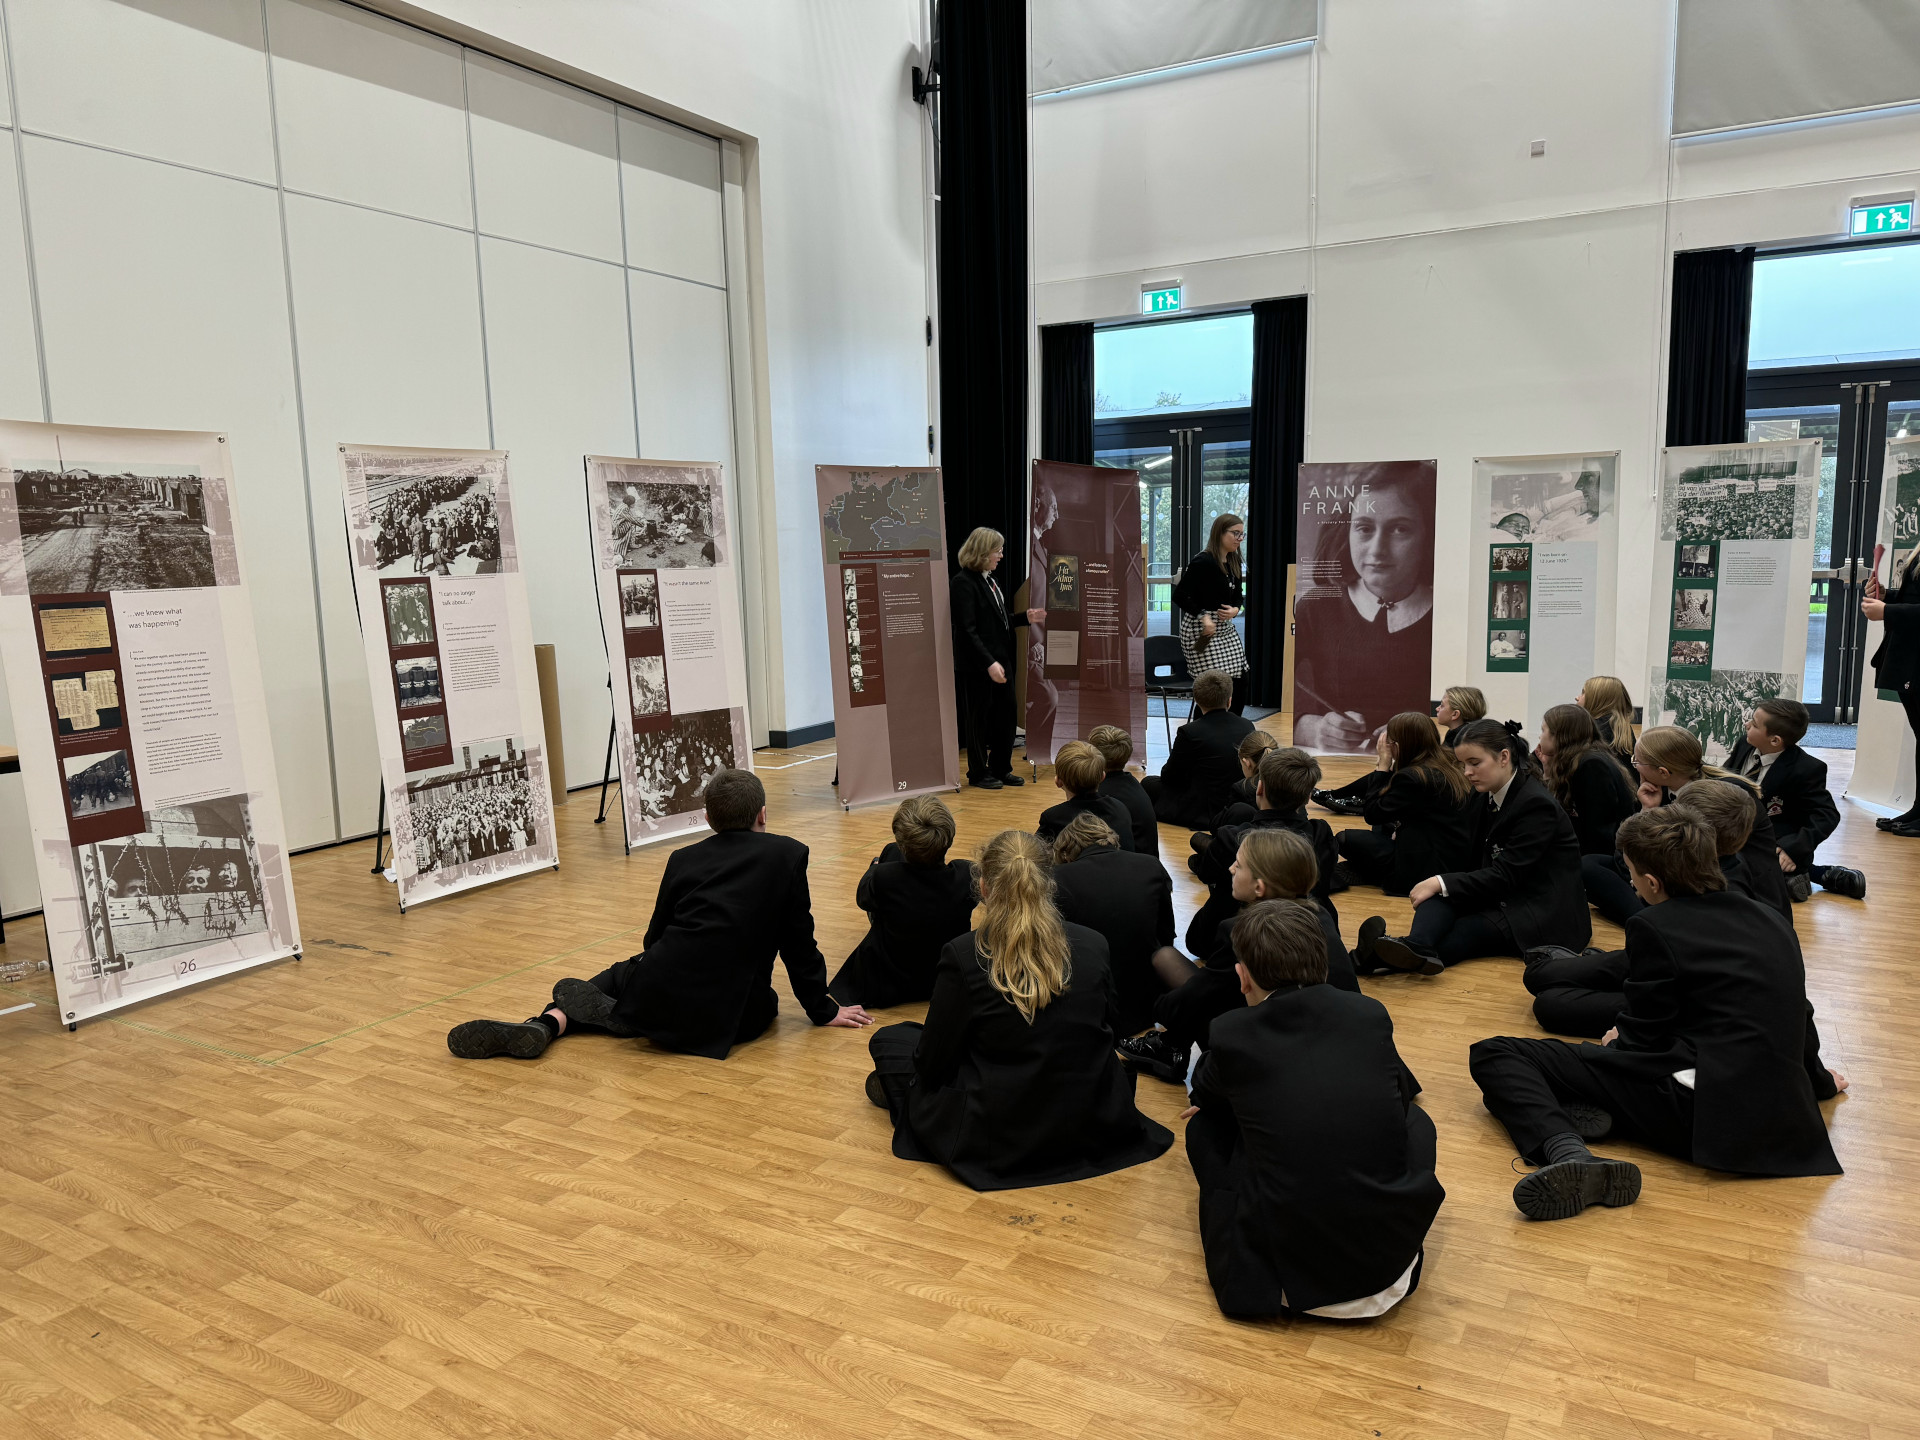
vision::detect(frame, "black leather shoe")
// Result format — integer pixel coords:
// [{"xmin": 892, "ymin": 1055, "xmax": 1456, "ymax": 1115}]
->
[
  {"xmin": 1512, "ymin": 1156, "xmax": 1641, "ymax": 1221},
  {"xmin": 1370, "ymin": 934, "xmax": 1444, "ymax": 976},
  {"xmin": 446, "ymin": 1018, "xmax": 550, "ymax": 1059},
  {"xmin": 1819, "ymin": 866, "xmax": 1867, "ymax": 899},
  {"xmin": 996, "ymin": 773, "xmax": 1025, "ymax": 786},
  {"xmin": 1892, "ymin": 820, "xmax": 1920, "ymax": 838},
  {"xmin": 971, "ymin": 776, "xmax": 1004, "ymax": 790},
  {"xmin": 1312, "ymin": 789, "xmax": 1368, "ymax": 817},
  {"xmin": 1355, "ymin": 915, "xmax": 1386, "ymax": 968},
  {"xmin": 1876, "ymin": 811, "xmax": 1919, "ymax": 831}
]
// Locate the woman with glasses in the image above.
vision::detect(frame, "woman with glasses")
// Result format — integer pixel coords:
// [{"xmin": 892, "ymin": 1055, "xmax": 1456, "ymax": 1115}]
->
[{"xmin": 1173, "ymin": 514, "xmax": 1249, "ymax": 714}]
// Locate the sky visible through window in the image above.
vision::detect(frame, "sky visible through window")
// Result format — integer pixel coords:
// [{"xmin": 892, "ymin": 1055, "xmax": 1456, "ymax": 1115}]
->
[
  {"xmin": 1749, "ymin": 241, "xmax": 1920, "ymax": 369},
  {"xmin": 1094, "ymin": 312, "xmax": 1253, "ymax": 417}
]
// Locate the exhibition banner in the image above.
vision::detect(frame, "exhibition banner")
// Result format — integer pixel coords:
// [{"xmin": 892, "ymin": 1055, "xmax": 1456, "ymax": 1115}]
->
[
  {"xmin": 815, "ymin": 465, "xmax": 959, "ymax": 808},
  {"xmin": 1643, "ymin": 440, "xmax": 1819, "ymax": 761},
  {"xmin": 0, "ymin": 421, "xmax": 301, "ymax": 1024},
  {"xmin": 585, "ymin": 455, "xmax": 752, "ymax": 848},
  {"xmin": 1474, "ymin": 453, "xmax": 1618, "ymax": 735},
  {"xmin": 1025, "ymin": 460, "xmax": 1146, "ymax": 765},
  {"xmin": 1293, "ymin": 460, "xmax": 1437, "ymax": 755},
  {"xmin": 339, "ymin": 444, "xmax": 557, "ymax": 906},
  {"xmin": 1849, "ymin": 435, "xmax": 1920, "ymax": 814}
]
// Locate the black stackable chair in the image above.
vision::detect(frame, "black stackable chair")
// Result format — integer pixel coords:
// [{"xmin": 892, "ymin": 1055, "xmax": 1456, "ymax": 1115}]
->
[{"xmin": 1144, "ymin": 634, "xmax": 1195, "ymax": 748}]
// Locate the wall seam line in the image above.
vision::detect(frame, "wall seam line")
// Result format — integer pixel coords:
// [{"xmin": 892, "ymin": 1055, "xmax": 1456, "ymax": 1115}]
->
[
  {"xmin": 613, "ymin": 106, "xmax": 643, "ymax": 459},
  {"xmin": 1, "ymin": 0, "xmax": 52, "ymax": 423},
  {"xmin": 461, "ymin": 50, "xmax": 495, "ymax": 450}
]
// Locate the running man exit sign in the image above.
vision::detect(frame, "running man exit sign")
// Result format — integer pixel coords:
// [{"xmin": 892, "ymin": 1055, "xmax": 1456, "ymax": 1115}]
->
[
  {"xmin": 1141, "ymin": 284, "xmax": 1182, "ymax": 315},
  {"xmin": 1850, "ymin": 199, "xmax": 1912, "ymax": 236}
]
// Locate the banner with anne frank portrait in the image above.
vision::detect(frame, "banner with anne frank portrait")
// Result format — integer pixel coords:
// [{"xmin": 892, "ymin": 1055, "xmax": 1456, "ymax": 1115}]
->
[{"xmin": 1292, "ymin": 460, "xmax": 1438, "ymax": 755}]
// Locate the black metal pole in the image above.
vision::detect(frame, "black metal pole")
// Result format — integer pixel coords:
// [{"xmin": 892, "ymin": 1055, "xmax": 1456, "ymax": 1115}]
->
[
  {"xmin": 595, "ymin": 717, "xmax": 618, "ymax": 823},
  {"xmin": 369, "ymin": 786, "xmax": 386, "ymax": 873}
]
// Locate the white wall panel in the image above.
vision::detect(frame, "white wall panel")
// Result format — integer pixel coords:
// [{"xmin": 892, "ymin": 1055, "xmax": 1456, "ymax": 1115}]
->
[
  {"xmin": 1672, "ymin": 105, "xmax": 1920, "ymax": 206},
  {"xmin": 619, "ymin": 108, "xmax": 723, "ymax": 286},
  {"xmin": 466, "ymin": 52, "xmax": 621, "ymax": 263},
  {"xmin": 283, "ymin": 192, "xmax": 489, "ymax": 834},
  {"xmin": 266, "ymin": 0, "xmax": 471, "ymax": 227},
  {"xmin": 0, "ymin": 11, "xmax": 12, "ymax": 126},
  {"xmin": 5, "ymin": 0, "xmax": 275, "ymax": 183},
  {"xmin": 21, "ymin": 137, "xmax": 336, "ymax": 848},
  {"xmin": 630, "ymin": 269, "xmax": 733, "ymax": 467},
  {"xmin": 478, "ymin": 236, "xmax": 635, "ymax": 791},
  {"xmin": 0, "ymin": 143, "xmax": 40, "ymax": 911}
]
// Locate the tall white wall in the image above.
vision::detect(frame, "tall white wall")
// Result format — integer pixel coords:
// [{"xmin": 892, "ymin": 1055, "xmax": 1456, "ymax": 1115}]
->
[{"xmin": 1033, "ymin": 0, "xmax": 1920, "ymax": 723}]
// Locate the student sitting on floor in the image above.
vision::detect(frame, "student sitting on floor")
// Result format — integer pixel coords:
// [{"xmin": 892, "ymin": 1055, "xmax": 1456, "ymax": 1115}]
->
[
  {"xmin": 1469, "ymin": 806, "xmax": 1845, "ymax": 1222},
  {"xmin": 1186, "ymin": 747, "xmax": 1340, "ymax": 959},
  {"xmin": 1535, "ymin": 703, "xmax": 1638, "ymax": 857},
  {"xmin": 1215, "ymin": 729, "xmax": 1280, "ymax": 825},
  {"xmin": 1142, "ymin": 669, "xmax": 1256, "ymax": 829},
  {"xmin": 1314, "ymin": 686, "xmax": 1482, "ymax": 817},
  {"xmin": 1184, "ymin": 899, "xmax": 1443, "ymax": 1320},
  {"xmin": 446, "ymin": 769, "xmax": 873, "ymax": 1061},
  {"xmin": 1089, "ymin": 724, "xmax": 1159, "ymax": 856},
  {"xmin": 1724, "ymin": 698, "xmax": 1865, "ymax": 901},
  {"xmin": 1335, "ymin": 711, "xmax": 1477, "ymax": 896},
  {"xmin": 864, "ymin": 829, "xmax": 1174, "ymax": 1191},
  {"xmin": 1577, "ymin": 675, "xmax": 1638, "ymax": 767},
  {"xmin": 1050, "ymin": 813, "xmax": 1179, "ymax": 1037},
  {"xmin": 1360, "ymin": 719, "xmax": 1590, "ymax": 975},
  {"xmin": 826, "ymin": 796, "xmax": 976, "ymax": 1010},
  {"xmin": 1036, "ymin": 740, "xmax": 1137, "ymax": 852},
  {"xmin": 1121, "ymin": 828, "xmax": 1357, "ymax": 1083}
]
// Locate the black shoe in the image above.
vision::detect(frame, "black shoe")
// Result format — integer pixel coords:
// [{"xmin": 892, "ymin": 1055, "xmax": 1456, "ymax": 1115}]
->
[
  {"xmin": 1190, "ymin": 832, "xmax": 1213, "ymax": 855},
  {"xmin": 551, "ymin": 977, "xmax": 618, "ymax": 1029},
  {"xmin": 1355, "ymin": 915, "xmax": 1386, "ymax": 968},
  {"xmin": 1312, "ymin": 789, "xmax": 1368, "ymax": 817},
  {"xmin": 971, "ymin": 776, "xmax": 1004, "ymax": 790},
  {"xmin": 1524, "ymin": 945, "xmax": 1581, "ymax": 965},
  {"xmin": 996, "ymin": 773, "xmax": 1025, "ymax": 786},
  {"xmin": 1117, "ymin": 1030, "xmax": 1187, "ymax": 1084},
  {"xmin": 1891, "ymin": 820, "xmax": 1920, "ymax": 838},
  {"xmin": 1370, "ymin": 934, "xmax": 1444, "ymax": 976},
  {"xmin": 1786, "ymin": 872, "xmax": 1812, "ymax": 904},
  {"xmin": 1568, "ymin": 1103, "xmax": 1614, "ymax": 1141},
  {"xmin": 865, "ymin": 1072, "xmax": 890, "ymax": 1110},
  {"xmin": 1325, "ymin": 863, "xmax": 1351, "ymax": 894},
  {"xmin": 447, "ymin": 1018, "xmax": 550, "ymax": 1059},
  {"xmin": 1876, "ymin": 810, "xmax": 1919, "ymax": 831},
  {"xmin": 1819, "ymin": 865, "xmax": 1867, "ymax": 899},
  {"xmin": 1512, "ymin": 1156, "xmax": 1641, "ymax": 1221}
]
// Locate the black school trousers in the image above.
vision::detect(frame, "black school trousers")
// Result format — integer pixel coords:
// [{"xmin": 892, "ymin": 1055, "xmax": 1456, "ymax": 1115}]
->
[
  {"xmin": 1523, "ymin": 947, "xmax": 1629, "ymax": 1038},
  {"xmin": 1582, "ymin": 853, "xmax": 1645, "ymax": 926},
  {"xmin": 1468, "ymin": 1035, "xmax": 1694, "ymax": 1166},
  {"xmin": 1407, "ymin": 896, "xmax": 1514, "ymax": 966},
  {"xmin": 552, "ymin": 963, "xmax": 779, "ymax": 1048},
  {"xmin": 959, "ymin": 670, "xmax": 1016, "ymax": 781}
]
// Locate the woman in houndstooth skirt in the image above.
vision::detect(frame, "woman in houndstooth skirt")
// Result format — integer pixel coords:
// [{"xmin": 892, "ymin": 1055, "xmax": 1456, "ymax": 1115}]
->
[{"xmin": 1175, "ymin": 514, "xmax": 1249, "ymax": 713}]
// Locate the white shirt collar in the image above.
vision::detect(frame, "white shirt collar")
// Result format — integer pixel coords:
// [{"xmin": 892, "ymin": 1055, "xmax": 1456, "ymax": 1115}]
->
[
  {"xmin": 1346, "ymin": 581, "xmax": 1434, "ymax": 634},
  {"xmin": 1490, "ymin": 772, "xmax": 1518, "ymax": 811}
]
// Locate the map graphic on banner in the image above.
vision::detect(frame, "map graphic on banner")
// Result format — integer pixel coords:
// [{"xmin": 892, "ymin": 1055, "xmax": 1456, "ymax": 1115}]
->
[
  {"xmin": 585, "ymin": 456, "xmax": 752, "ymax": 847},
  {"xmin": 1644, "ymin": 440, "xmax": 1818, "ymax": 762},
  {"xmin": 339, "ymin": 445, "xmax": 557, "ymax": 907},
  {"xmin": 1025, "ymin": 460, "xmax": 1146, "ymax": 765},
  {"xmin": 816, "ymin": 466, "xmax": 959, "ymax": 808},
  {"xmin": 0, "ymin": 422, "xmax": 301, "ymax": 1024}
]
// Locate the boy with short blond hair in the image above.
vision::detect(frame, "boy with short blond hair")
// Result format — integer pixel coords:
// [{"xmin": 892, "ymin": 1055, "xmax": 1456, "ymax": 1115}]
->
[
  {"xmin": 1090, "ymin": 723, "xmax": 1157, "ymax": 854},
  {"xmin": 1037, "ymin": 739, "xmax": 1137, "ymax": 852}
]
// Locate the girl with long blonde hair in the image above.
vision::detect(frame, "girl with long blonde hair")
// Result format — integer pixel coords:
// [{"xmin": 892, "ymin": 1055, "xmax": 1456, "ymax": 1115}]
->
[{"xmin": 1577, "ymin": 676, "xmax": 1637, "ymax": 764}]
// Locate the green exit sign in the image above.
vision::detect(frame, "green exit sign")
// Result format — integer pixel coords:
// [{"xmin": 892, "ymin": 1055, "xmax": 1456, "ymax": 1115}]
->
[
  {"xmin": 1851, "ymin": 200, "xmax": 1912, "ymax": 236},
  {"xmin": 1141, "ymin": 285, "xmax": 1182, "ymax": 315}
]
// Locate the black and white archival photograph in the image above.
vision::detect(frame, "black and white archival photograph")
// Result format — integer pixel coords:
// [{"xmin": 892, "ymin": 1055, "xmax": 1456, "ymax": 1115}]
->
[
  {"xmin": 1491, "ymin": 580, "xmax": 1529, "ymax": 621},
  {"xmin": 1648, "ymin": 669, "xmax": 1797, "ymax": 758},
  {"xmin": 1669, "ymin": 639, "xmax": 1711, "ymax": 669},
  {"xmin": 631, "ymin": 709, "xmax": 736, "ymax": 821},
  {"xmin": 365, "ymin": 469, "xmax": 501, "ymax": 577},
  {"xmin": 1677, "ymin": 544, "xmax": 1716, "ymax": 578},
  {"xmin": 1484, "ymin": 468, "xmax": 1608, "ymax": 544},
  {"xmin": 405, "ymin": 739, "xmax": 541, "ymax": 874},
  {"xmin": 1660, "ymin": 445, "xmax": 1817, "ymax": 543},
  {"xmin": 77, "ymin": 796, "xmax": 269, "ymax": 965},
  {"xmin": 608, "ymin": 479, "xmax": 721, "ymax": 568},
  {"xmin": 395, "ymin": 657, "xmax": 443, "ymax": 709},
  {"xmin": 401, "ymin": 712, "xmax": 448, "ymax": 757},
  {"xmin": 619, "ymin": 570, "xmax": 661, "ymax": 629},
  {"xmin": 628, "ymin": 654, "xmax": 669, "ymax": 720},
  {"xmin": 1488, "ymin": 628, "xmax": 1528, "ymax": 662},
  {"xmin": 11, "ymin": 467, "xmax": 216, "ymax": 594},
  {"xmin": 1490, "ymin": 545, "xmax": 1531, "ymax": 572},
  {"xmin": 383, "ymin": 582, "xmax": 435, "ymax": 647},
  {"xmin": 64, "ymin": 748, "xmax": 136, "ymax": 818},
  {"xmin": 1672, "ymin": 589, "xmax": 1714, "ymax": 631}
]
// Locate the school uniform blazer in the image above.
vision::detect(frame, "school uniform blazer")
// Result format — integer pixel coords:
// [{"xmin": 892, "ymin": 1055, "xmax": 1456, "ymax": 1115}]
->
[
  {"xmin": 1562, "ymin": 749, "xmax": 1639, "ymax": 857},
  {"xmin": 1051, "ymin": 845, "xmax": 1175, "ymax": 1035},
  {"xmin": 1868, "ymin": 553, "xmax": 1920, "ymax": 690},
  {"xmin": 1186, "ymin": 808, "xmax": 1341, "ymax": 959},
  {"xmin": 1665, "ymin": 777, "xmax": 1792, "ymax": 921},
  {"xmin": 1099, "ymin": 770, "xmax": 1160, "ymax": 855},
  {"xmin": 1188, "ymin": 986, "xmax": 1443, "ymax": 1316},
  {"xmin": 1600, "ymin": 891, "xmax": 1840, "ymax": 1177},
  {"xmin": 950, "ymin": 568, "xmax": 1025, "ymax": 676},
  {"xmin": 827, "ymin": 843, "xmax": 976, "ymax": 1010},
  {"xmin": 1036, "ymin": 791, "xmax": 1137, "ymax": 851},
  {"xmin": 1439, "ymin": 771, "xmax": 1591, "ymax": 953},
  {"xmin": 1209, "ymin": 776, "xmax": 1258, "ymax": 828},
  {"xmin": 1359, "ymin": 766, "xmax": 1477, "ymax": 897},
  {"xmin": 895, "ymin": 925, "xmax": 1175, "ymax": 1191},
  {"xmin": 1723, "ymin": 740, "xmax": 1839, "ymax": 870},
  {"xmin": 1152, "ymin": 708, "xmax": 1258, "ymax": 828},
  {"xmin": 616, "ymin": 830, "xmax": 839, "ymax": 1058}
]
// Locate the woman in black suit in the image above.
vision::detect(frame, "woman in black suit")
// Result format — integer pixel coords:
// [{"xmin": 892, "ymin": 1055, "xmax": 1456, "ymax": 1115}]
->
[
  {"xmin": 864, "ymin": 830, "xmax": 1173, "ymax": 1191},
  {"xmin": 1865, "ymin": 543, "xmax": 1920, "ymax": 835},
  {"xmin": 1535, "ymin": 703, "xmax": 1637, "ymax": 856},
  {"xmin": 1172, "ymin": 513, "xmax": 1248, "ymax": 713},
  {"xmin": 950, "ymin": 526, "xmax": 1047, "ymax": 790},
  {"xmin": 1335, "ymin": 711, "xmax": 1477, "ymax": 895},
  {"xmin": 1363, "ymin": 719, "xmax": 1590, "ymax": 974}
]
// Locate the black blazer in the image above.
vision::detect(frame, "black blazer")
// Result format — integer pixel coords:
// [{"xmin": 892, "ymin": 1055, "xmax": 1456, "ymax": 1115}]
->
[
  {"xmin": 1440, "ymin": 771, "xmax": 1591, "ymax": 953},
  {"xmin": 1723, "ymin": 740, "xmax": 1838, "ymax": 870},
  {"xmin": 1037, "ymin": 791, "xmax": 1136, "ymax": 852},
  {"xmin": 1210, "ymin": 775, "xmax": 1258, "ymax": 828},
  {"xmin": 1155, "ymin": 903, "xmax": 1358, "ymax": 1054},
  {"xmin": 1153, "ymin": 708, "xmax": 1258, "ymax": 828},
  {"xmin": 1599, "ymin": 891, "xmax": 1840, "ymax": 1177},
  {"xmin": 1662, "ymin": 776, "xmax": 1791, "ymax": 921},
  {"xmin": 1869, "ymin": 552, "xmax": 1920, "ymax": 690},
  {"xmin": 1359, "ymin": 765, "xmax": 1477, "ymax": 896},
  {"xmin": 1186, "ymin": 807, "xmax": 1340, "ymax": 959},
  {"xmin": 1099, "ymin": 770, "xmax": 1160, "ymax": 855},
  {"xmin": 1561, "ymin": 749, "xmax": 1638, "ymax": 857},
  {"xmin": 950, "ymin": 567, "xmax": 1026, "ymax": 675},
  {"xmin": 616, "ymin": 830, "xmax": 838, "ymax": 1058},
  {"xmin": 894, "ymin": 925, "xmax": 1175, "ymax": 1190},
  {"xmin": 827, "ymin": 842, "xmax": 976, "ymax": 1010},
  {"xmin": 1189, "ymin": 986, "xmax": 1443, "ymax": 1316},
  {"xmin": 1051, "ymin": 845, "xmax": 1175, "ymax": 1035}
]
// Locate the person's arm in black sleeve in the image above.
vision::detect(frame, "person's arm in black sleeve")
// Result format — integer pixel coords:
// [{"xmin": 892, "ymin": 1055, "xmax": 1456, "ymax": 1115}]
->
[
  {"xmin": 912, "ymin": 945, "xmax": 973, "ymax": 1087},
  {"xmin": 1361, "ymin": 769, "xmax": 1419, "ymax": 827},
  {"xmin": 1611, "ymin": 918, "xmax": 1681, "ymax": 1054},
  {"xmin": 1154, "ymin": 870, "xmax": 1176, "ymax": 948},
  {"xmin": 776, "ymin": 851, "xmax": 840, "ymax": 1024},
  {"xmin": 1774, "ymin": 753, "xmax": 1838, "ymax": 869},
  {"xmin": 642, "ymin": 851, "xmax": 683, "ymax": 949},
  {"xmin": 1310, "ymin": 819, "xmax": 1339, "ymax": 901},
  {"xmin": 1442, "ymin": 801, "xmax": 1555, "ymax": 911},
  {"xmin": 1188, "ymin": 1043, "xmax": 1233, "ymax": 1113},
  {"xmin": 1192, "ymin": 822, "xmax": 1242, "ymax": 888},
  {"xmin": 855, "ymin": 848, "xmax": 896, "ymax": 913},
  {"xmin": 950, "ymin": 576, "xmax": 999, "ymax": 672},
  {"xmin": 1159, "ymin": 728, "xmax": 1196, "ymax": 792}
]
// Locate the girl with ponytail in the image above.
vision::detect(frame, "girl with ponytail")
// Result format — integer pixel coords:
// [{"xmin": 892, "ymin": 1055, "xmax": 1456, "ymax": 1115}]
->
[{"xmin": 863, "ymin": 830, "xmax": 1173, "ymax": 1191}]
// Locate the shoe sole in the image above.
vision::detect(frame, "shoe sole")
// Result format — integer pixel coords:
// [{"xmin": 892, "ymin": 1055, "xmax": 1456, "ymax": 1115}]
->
[
  {"xmin": 1371, "ymin": 936, "xmax": 1444, "ymax": 976},
  {"xmin": 1513, "ymin": 1158, "xmax": 1641, "ymax": 1221},
  {"xmin": 1567, "ymin": 1103, "xmax": 1614, "ymax": 1141},
  {"xmin": 551, "ymin": 978, "xmax": 618, "ymax": 1029},
  {"xmin": 447, "ymin": 1019, "xmax": 548, "ymax": 1059}
]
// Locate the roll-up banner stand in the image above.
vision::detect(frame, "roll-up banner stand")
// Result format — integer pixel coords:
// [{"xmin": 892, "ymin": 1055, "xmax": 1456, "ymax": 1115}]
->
[
  {"xmin": 339, "ymin": 444, "xmax": 558, "ymax": 907},
  {"xmin": 0, "ymin": 421, "xmax": 302, "ymax": 1025},
  {"xmin": 585, "ymin": 456, "xmax": 752, "ymax": 849},
  {"xmin": 1292, "ymin": 460, "xmax": 1438, "ymax": 755},
  {"xmin": 1025, "ymin": 460, "xmax": 1147, "ymax": 766},
  {"xmin": 1473, "ymin": 453, "xmax": 1619, "ymax": 736},
  {"xmin": 1849, "ymin": 434, "xmax": 1920, "ymax": 815},
  {"xmin": 1642, "ymin": 440, "xmax": 1820, "ymax": 763},
  {"xmin": 815, "ymin": 466, "xmax": 959, "ymax": 808}
]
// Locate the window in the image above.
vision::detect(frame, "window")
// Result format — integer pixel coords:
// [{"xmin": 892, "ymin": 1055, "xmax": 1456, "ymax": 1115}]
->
[
  {"xmin": 1093, "ymin": 313, "xmax": 1253, "ymax": 418},
  {"xmin": 1749, "ymin": 241, "xmax": 1920, "ymax": 370}
]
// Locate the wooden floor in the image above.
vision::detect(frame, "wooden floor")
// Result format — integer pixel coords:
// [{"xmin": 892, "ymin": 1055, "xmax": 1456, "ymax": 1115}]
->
[{"xmin": 0, "ymin": 721, "xmax": 1913, "ymax": 1440}]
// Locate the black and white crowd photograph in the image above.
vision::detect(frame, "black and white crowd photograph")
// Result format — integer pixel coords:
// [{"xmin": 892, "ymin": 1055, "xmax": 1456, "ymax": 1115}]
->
[
  {"xmin": 382, "ymin": 581, "xmax": 436, "ymax": 647},
  {"xmin": 608, "ymin": 478, "xmax": 722, "ymax": 568},
  {"xmin": 63, "ymin": 747, "xmax": 136, "ymax": 818},
  {"xmin": 619, "ymin": 569, "xmax": 660, "ymax": 629},
  {"xmin": 627, "ymin": 654, "xmax": 669, "ymax": 720},
  {"xmin": 629, "ymin": 707, "xmax": 735, "ymax": 821},
  {"xmin": 79, "ymin": 797, "xmax": 269, "ymax": 964},
  {"xmin": 364, "ymin": 469, "xmax": 502, "ymax": 577},
  {"xmin": 404, "ymin": 739, "xmax": 541, "ymax": 874}
]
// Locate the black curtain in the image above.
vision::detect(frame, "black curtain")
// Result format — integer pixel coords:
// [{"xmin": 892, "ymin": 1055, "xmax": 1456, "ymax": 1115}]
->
[
  {"xmin": 1666, "ymin": 246, "xmax": 1755, "ymax": 446},
  {"xmin": 937, "ymin": 0, "xmax": 1029, "ymax": 595},
  {"xmin": 1244, "ymin": 295, "xmax": 1308, "ymax": 708},
  {"xmin": 1039, "ymin": 322, "xmax": 1094, "ymax": 465}
]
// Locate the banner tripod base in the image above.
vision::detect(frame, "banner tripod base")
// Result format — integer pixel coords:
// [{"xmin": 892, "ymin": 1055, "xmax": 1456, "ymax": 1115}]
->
[{"xmin": 595, "ymin": 717, "xmax": 619, "ymax": 823}]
